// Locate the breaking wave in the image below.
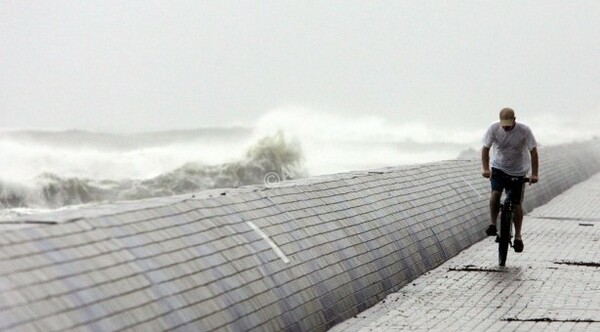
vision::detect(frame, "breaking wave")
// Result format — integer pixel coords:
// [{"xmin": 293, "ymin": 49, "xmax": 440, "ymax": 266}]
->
[
  {"xmin": 1, "ymin": 108, "xmax": 510, "ymax": 212},
  {"xmin": 0, "ymin": 131, "xmax": 305, "ymax": 209}
]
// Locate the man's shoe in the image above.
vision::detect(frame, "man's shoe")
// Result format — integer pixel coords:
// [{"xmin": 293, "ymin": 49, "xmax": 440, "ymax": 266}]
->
[
  {"xmin": 485, "ymin": 224, "xmax": 497, "ymax": 236},
  {"xmin": 513, "ymin": 239, "xmax": 524, "ymax": 253}
]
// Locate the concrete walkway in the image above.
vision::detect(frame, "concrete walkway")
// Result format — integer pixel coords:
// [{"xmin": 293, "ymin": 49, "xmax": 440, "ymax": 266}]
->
[{"xmin": 331, "ymin": 173, "xmax": 600, "ymax": 331}]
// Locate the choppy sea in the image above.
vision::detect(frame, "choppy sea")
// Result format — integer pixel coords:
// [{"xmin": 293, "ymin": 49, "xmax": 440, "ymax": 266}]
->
[{"xmin": 0, "ymin": 123, "xmax": 479, "ymax": 217}]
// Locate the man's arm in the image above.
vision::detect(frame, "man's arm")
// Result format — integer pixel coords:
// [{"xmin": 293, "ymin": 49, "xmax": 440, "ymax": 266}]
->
[
  {"xmin": 482, "ymin": 146, "xmax": 491, "ymax": 178},
  {"xmin": 530, "ymin": 147, "xmax": 539, "ymax": 183}
]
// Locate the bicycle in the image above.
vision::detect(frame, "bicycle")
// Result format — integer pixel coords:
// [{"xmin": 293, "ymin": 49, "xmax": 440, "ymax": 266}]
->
[{"xmin": 497, "ymin": 176, "xmax": 530, "ymax": 266}]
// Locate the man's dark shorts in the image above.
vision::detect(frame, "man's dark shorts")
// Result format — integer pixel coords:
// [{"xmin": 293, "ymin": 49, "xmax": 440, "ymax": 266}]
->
[{"xmin": 491, "ymin": 167, "xmax": 526, "ymax": 204}]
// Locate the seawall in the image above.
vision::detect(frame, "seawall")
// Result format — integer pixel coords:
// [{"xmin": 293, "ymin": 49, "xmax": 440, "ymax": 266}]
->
[{"xmin": 1, "ymin": 140, "xmax": 599, "ymax": 331}]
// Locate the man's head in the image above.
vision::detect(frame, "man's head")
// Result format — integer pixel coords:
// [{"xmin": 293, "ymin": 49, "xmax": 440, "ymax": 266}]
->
[{"xmin": 499, "ymin": 107, "xmax": 516, "ymax": 131}]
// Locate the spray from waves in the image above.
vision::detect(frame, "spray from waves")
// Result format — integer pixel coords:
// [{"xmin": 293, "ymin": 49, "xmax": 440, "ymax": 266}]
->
[
  {"xmin": 0, "ymin": 131, "xmax": 305, "ymax": 210},
  {"xmin": 251, "ymin": 107, "xmax": 482, "ymax": 175},
  {"xmin": 0, "ymin": 127, "xmax": 254, "ymax": 181}
]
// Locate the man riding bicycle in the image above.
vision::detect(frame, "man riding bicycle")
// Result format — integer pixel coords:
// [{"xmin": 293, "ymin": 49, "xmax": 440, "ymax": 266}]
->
[{"xmin": 481, "ymin": 107, "xmax": 539, "ymax": 253}]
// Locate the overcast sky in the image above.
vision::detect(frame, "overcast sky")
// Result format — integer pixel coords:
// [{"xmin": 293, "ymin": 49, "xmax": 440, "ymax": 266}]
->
[{"xmin": 1, "ymin": 1, "xmax": 598, "ymax": 134}]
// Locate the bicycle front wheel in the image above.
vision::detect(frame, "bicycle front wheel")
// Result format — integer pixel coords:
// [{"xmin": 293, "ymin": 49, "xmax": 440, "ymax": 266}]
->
[
  {"xmin": 498, "ymin": 203, "xmax": 512, "ymax": 266},
  {"xmin": 498, "ymin": 241, "xmax": 509, "ymax": 266}
]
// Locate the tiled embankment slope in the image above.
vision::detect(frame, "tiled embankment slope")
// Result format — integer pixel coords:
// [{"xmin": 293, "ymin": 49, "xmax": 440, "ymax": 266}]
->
[{"xmin": 0, "ymin": 141, "xmax": 599, "ymax": 331}]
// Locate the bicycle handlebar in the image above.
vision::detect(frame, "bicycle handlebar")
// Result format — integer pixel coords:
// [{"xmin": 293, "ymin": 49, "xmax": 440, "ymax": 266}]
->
[
  {"xmin": 482, "ymin": 172, "xmax": 537, "ymax": 184},
  {"xmin": 523, "ymin": 176, "xmax": 539, "ymax": 185}
]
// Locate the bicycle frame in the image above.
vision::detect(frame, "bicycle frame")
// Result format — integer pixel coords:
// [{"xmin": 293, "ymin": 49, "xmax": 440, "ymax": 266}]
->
[{"xmin": 497, "ymin": 176, "xmax": 529, "ymax": 266}]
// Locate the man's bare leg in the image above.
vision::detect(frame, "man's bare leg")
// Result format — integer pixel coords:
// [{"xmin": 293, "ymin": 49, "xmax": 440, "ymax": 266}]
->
[
  {"xmin": 490, "ymin": 191, "xmax": 502, "ymax": 225},
  {"xmin": 514, "ymin": 204, "xmax": 523, "ymax": 240}
]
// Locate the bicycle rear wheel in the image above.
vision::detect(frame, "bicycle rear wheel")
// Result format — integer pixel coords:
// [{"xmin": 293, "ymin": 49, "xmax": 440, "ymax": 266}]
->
[{"xmin": 498, "ymin": 203, "xmax": 512, "ymax": 266}]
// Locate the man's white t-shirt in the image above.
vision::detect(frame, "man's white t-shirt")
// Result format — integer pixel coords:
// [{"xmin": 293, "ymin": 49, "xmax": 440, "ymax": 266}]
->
[{"xmin": 483, "ymin": 122, "xmax": 537, "ymax": 176}]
